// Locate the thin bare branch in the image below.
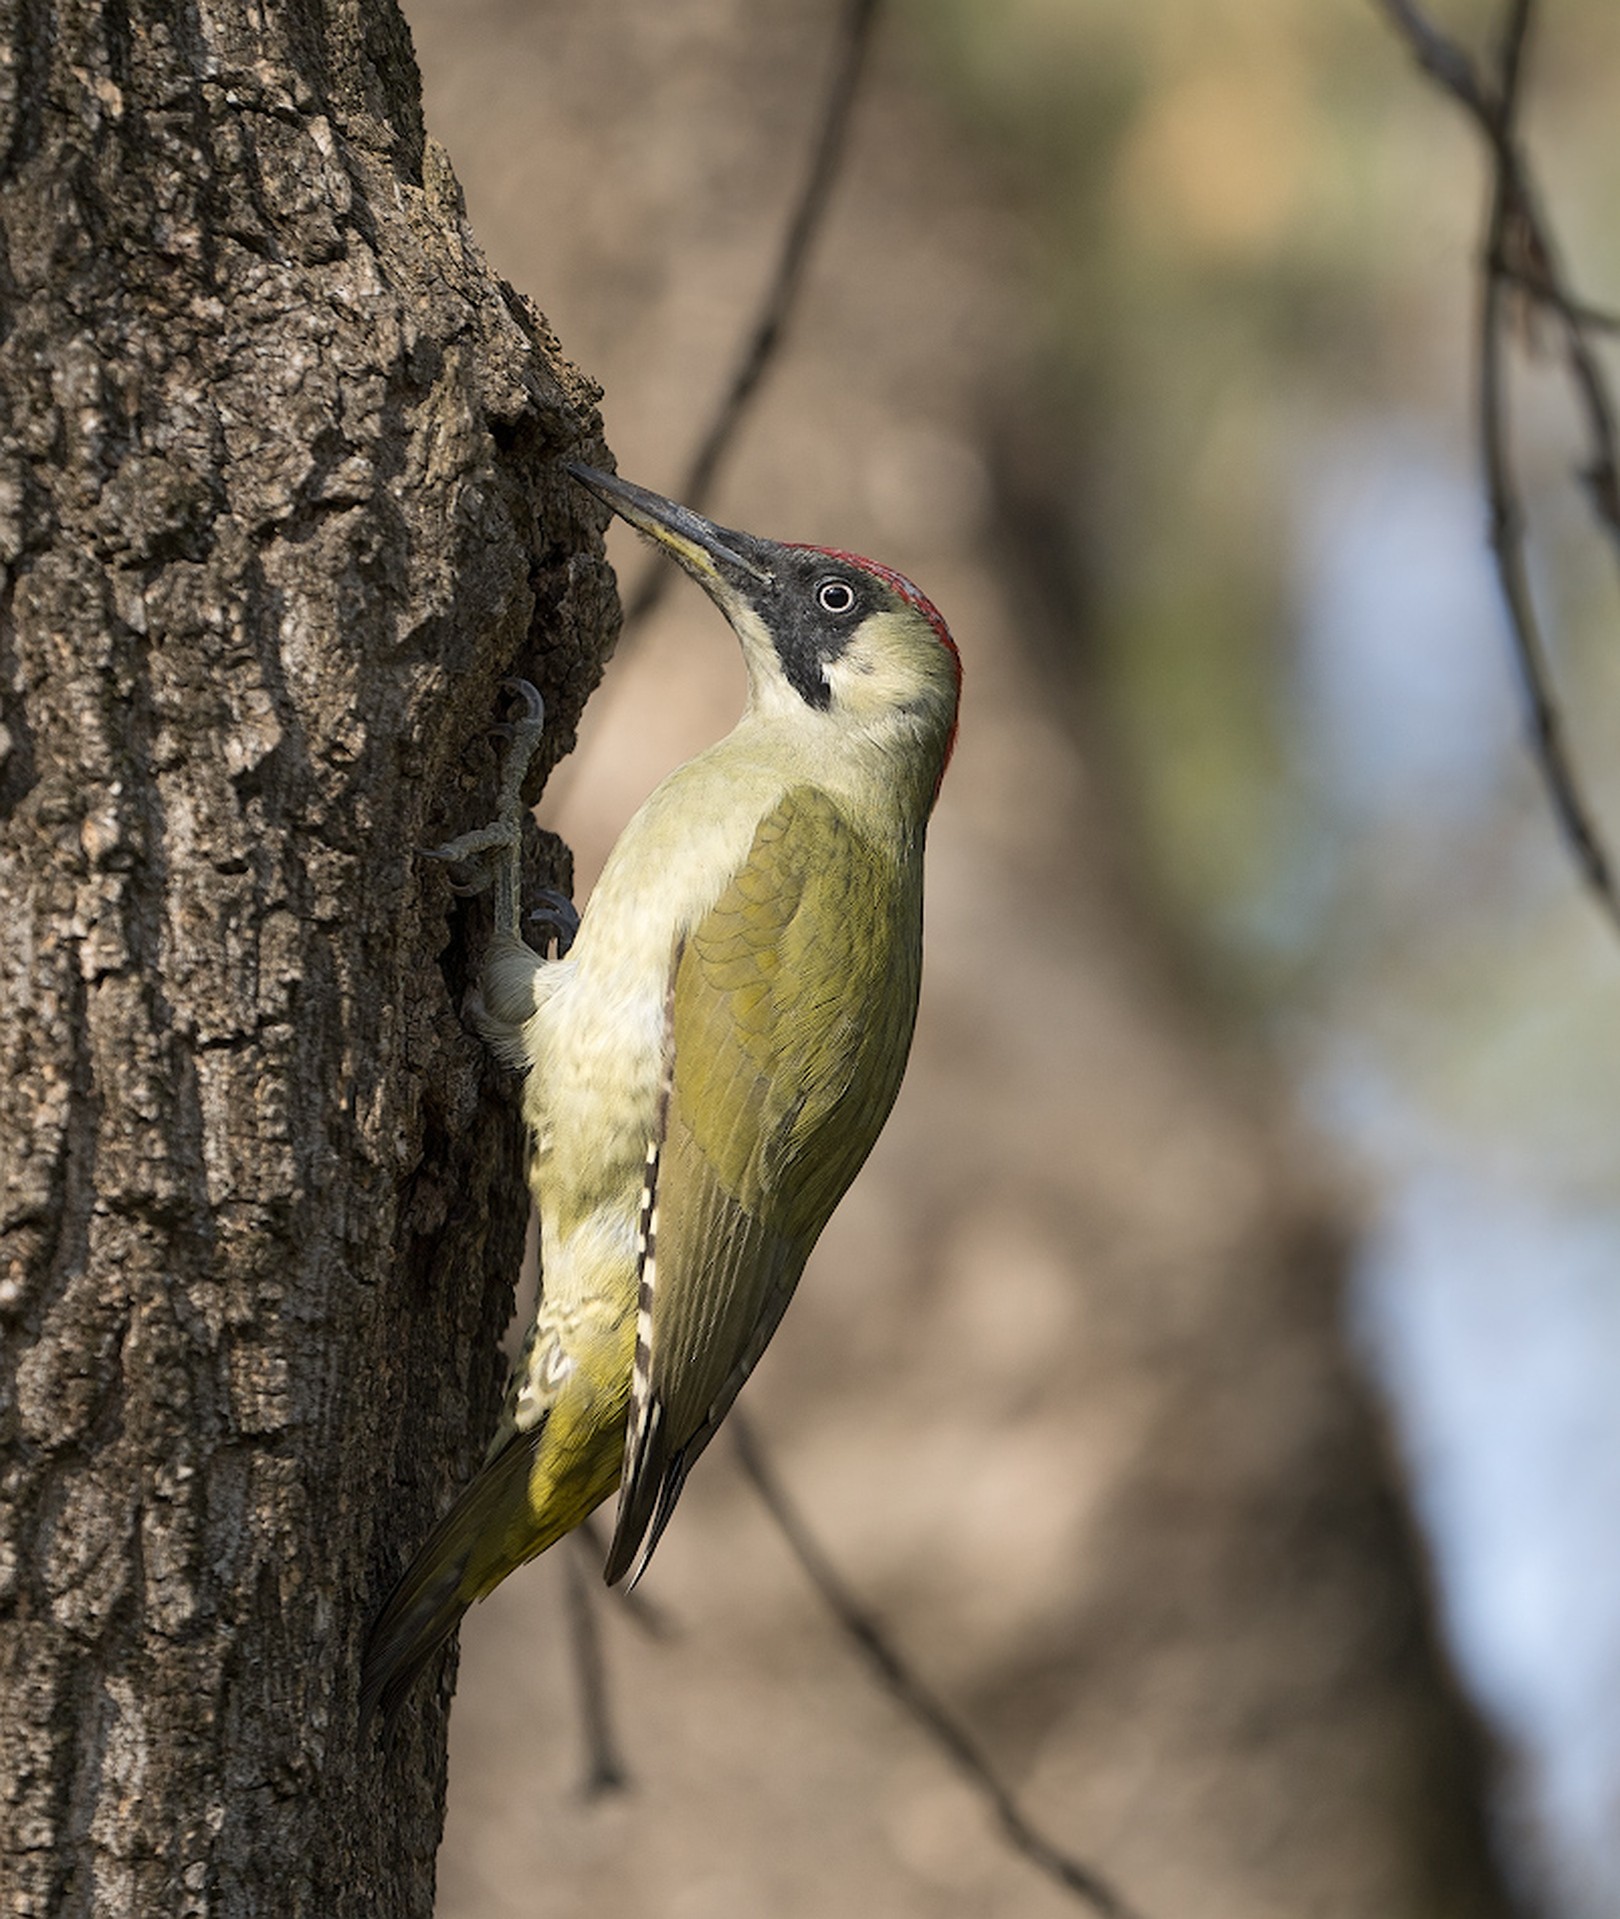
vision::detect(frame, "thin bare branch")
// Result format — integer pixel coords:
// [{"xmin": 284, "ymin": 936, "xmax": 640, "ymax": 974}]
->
[
  {"xmin": 578, "ymin": 1512, "xmax": 680, "ymax": 1641},
  {"xmin": 1378, "ymin": 0, "xmax": 1494, "ymax": 118},
  {"xmin": 1499, "ymin": 263, "xmax": 1620, "ymax": 337},
  {"xmin": 559, "ymin": 1519, "xmax": 683, "ymax": 1798},
  {"xmin": 1473, "ymin": 4, "xmax": 1620, "ymax": 924},
  {"xmin": 563, "ymin": 1542, "xmax": 630, "ymax": 1798},
  {"xmin": 731, "ymin": 1415, "xmax": 1146, "ymax": 1919},
  {"xmin": 1377, "ymin": 0, "xmax": 1620, "ymax": 931},
  {"xmin": 624, "ymin": 0, "xmax": 883, "ymax": 630},
  {"xmin": 1377, "ymin": 0, "xmax": 1620, "ymax": 555}
]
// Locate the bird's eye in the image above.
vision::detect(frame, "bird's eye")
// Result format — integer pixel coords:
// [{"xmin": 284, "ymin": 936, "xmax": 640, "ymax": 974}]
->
[{"xmin": 815, "ymin": 578, "xmax": 857, "ymax": 616}]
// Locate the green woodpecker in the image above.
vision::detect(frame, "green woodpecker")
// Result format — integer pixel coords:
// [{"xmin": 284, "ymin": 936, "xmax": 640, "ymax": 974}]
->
[{"xmin": 360, "ymin": 464, "xmax": 961, "ymax": 1726}]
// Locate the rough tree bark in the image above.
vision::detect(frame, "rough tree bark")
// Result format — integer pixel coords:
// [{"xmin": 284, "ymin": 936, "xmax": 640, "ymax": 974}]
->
[{"xmin": 0, "ymin": 3, "xmax": 614, "ymax": 1914}]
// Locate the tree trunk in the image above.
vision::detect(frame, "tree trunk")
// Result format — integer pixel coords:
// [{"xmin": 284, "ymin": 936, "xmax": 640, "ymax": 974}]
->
[{"xmin": 0, "ymin": 4, "xmax": 612, "ymax": 1913}]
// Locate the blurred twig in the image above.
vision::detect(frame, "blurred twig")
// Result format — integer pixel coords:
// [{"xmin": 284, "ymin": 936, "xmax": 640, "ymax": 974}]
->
[
  {"xmin": 542, "ymin": 0, "xmax": 884, "ymax": 822},
  {"xmin": 579, "ymin": 1511, "xmax": 679, "ymax": 1640},
  {"xmin": 1377, "ymin": 0, "xmax": 1620, "ymax": 933},
  {"xmin": 563, "ymin": 1543, "xmax": 629, "ymax": 1797},
  {"xmin": 560, "ymin": 1516, "xmax": 681, "ymax": 1799},
  {"xmin": 622, "ymin": 0, "xmax": 883, "ymax": 632},
  {"xmin": 731, "ymin": 1414, "xmax": 1147, "ymax": 1919}
]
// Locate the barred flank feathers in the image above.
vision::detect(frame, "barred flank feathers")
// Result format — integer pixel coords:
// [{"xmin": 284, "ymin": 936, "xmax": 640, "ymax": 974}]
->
[
  {"xmin": 606, "ymin": 958, "xmax": 679, "ymax": 1587},
  {"xmin": 630, "ymin": 1131, "xmax": 660, "ymax": 1432}
]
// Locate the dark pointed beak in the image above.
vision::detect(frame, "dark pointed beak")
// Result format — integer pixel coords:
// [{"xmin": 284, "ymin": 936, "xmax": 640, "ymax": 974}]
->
[{"xmin": 566, "ymin": 464, "xmax": 775, "ymax": 597}]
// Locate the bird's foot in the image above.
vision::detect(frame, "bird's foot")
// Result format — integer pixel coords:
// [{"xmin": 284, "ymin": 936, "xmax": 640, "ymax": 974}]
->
[
  {"xmin": 419, "ymin": 822, "xmax": 513, "ymax": 893},
  {"xmin": 421, "ymin": 680, "xmax": 548, "ymax": 937}
]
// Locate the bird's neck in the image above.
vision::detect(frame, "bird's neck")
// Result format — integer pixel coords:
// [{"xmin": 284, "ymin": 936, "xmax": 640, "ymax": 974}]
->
[{"xmin": 720, "ymin": 705, "xmax": 939, "ymax": 849}]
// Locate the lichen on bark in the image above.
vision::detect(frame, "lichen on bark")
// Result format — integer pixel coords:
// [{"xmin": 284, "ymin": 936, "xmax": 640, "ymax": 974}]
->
[{"xmin": 0, "ymin": 3, "xmax": 614, "ymax": 1913}]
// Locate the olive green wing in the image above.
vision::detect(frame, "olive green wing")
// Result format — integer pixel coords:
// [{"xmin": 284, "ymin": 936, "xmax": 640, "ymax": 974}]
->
[{"xmin": 603, "ymin": 785, "xmax": 923, "ymax": 1586}]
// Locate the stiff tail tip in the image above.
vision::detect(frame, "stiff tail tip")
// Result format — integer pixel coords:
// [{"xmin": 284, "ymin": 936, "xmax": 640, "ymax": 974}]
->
[{"xmin": 359, "ymin": 1423, "xmax": 548, "ymax": 1736}]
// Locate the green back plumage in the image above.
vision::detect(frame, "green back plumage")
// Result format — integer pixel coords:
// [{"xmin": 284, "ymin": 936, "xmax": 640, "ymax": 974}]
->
[{"xmin": 606, "ymin": 785, "xmax": 924, "ymax": 1583}]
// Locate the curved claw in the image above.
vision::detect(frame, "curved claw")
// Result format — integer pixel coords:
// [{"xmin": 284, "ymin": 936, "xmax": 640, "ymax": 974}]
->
[
  {"xmin": 527, "ymin": 886, "xmax": 580, "ymax": 958},
  {"xmin": 501, "ymin": 678, "xmax": 546, "ymax": 727},
  {"xmin": 488, "ymin": 682, "xmax": 546, "ymax": 743}
]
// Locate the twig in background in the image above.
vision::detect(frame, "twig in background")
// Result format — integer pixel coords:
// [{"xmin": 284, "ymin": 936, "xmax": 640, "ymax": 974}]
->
[
  {"xmin": 731, "ymin": 1414, "xmax": 1147, "ymax": 1919},
  {"xmin": 578, "ymin": 1512, "xmax": 680, "ymax": 1640},
  {"xmin": 1376, "ymin": 0, "xmax": 1620, "ymax": 932},
  {"xmin": 541, "ymin": 0, "xmax": 885, "ymax": 824},
  {"xmin": 1378, "ymin": 0, "xmax": 1496, "ymax": 118},
  {"xmin": 563, "ymin": 1542, "xmax": 629, "ymax": 1797},
  {"xmin": 623, "ymin": 0, "xmax": 884, "ymax": 633},
  {"xmin": 1475, "ymin": 3, "xmax": 1620, "ymax": 927},
  {"xmin": 1497, "ymin": 268, "xmax": 1620, "ymax": 339}
]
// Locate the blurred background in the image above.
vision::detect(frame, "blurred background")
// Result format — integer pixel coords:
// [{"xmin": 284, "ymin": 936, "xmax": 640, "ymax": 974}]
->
[{"xmin": 403, "ymin": 1, "xmax": 1620, "ymax": 1913}]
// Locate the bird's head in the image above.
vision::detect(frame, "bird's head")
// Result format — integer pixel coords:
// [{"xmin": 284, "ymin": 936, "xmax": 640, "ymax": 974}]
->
[{"xmin": 569, "ymin": 465, "xmax": 961, "ymax": 811}]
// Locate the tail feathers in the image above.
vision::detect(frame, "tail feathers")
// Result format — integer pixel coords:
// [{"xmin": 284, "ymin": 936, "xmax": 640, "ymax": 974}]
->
[
  {"xmin": 602, "ymin": 1401, "xmax": 664, "ymax": 1588},
  {"xmin": 360, "ymin": 1421, "xmax": 547, "ymax": 1733},
  {"xmin": 604, "ymin": 1395, "xmax": 730, "ymax": 1590},
  {"xmin": 609, "ymin": 1451, "xmax": 691, "ymax": 1593},
  {"xmin": 603, "ymin": 1402, "xmax": 700, "ymax": 1592}
]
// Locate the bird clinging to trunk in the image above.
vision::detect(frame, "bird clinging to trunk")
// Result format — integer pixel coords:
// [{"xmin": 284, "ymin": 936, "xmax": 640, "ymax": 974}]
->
[{"xmin": 361, "ymin": 464, "xmax": 961, "ymax": 1728}]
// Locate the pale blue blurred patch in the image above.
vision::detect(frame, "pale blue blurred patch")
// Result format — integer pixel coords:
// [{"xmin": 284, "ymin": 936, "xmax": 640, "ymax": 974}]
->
[
  {"xmin": 1292, "ymin": 422, "xmax": 1620, "ymax": 1916},
  {"xmin": 1293, "ymin": 424, "xmax": 1518, "ymax": 829},
  {"xmin": 1357, "ymin": 1152, "xmax": 1620, "ymax": 1913}
]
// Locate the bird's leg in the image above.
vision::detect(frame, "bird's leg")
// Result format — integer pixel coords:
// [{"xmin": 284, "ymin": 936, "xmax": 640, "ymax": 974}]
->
[
  {"xmin": 422, "ymin": 679, "xmax": 549, "ymax": 944},
  {"xmin": 424, "ymin": 680, "xmax": 576, "ymax": 1055}
]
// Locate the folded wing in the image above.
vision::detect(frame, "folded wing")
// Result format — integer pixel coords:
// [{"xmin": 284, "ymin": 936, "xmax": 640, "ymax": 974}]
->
[{"xmin": 604, "ymin": 785, "xmax": 922, "ymax": 1585}]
